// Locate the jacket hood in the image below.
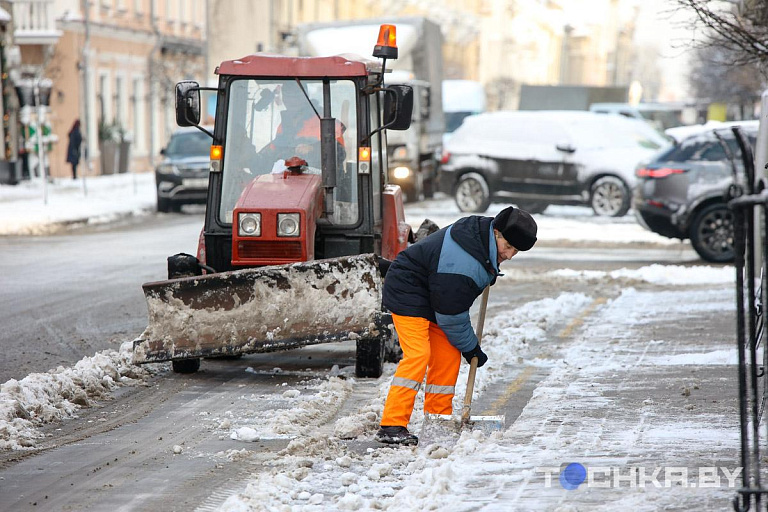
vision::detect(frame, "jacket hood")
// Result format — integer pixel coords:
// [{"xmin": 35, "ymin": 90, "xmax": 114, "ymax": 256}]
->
[{"xmin": 450, "ymin": 215, "xmax": 496, "ymax": 276}]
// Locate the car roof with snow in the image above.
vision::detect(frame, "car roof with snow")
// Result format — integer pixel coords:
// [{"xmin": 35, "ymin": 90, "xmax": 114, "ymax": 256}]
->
[
  {"xmin": 665, "ymin": 120, "xmax": 759, "ymax": 143},
  {"xmin": 447, "ymin": 110, "xmax": 669, "ymax": 158}
]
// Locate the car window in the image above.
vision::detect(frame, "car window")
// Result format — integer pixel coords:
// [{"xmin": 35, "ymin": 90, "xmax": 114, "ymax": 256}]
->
[
  {"xmin": 165, "ymin": 130, "xmax": 211, "ymax": 158},
  {"xmin": 699, "ymin": 142, "xmax": 727, "ymax": 161},
  {"xmin": 566, "ymin": 116, "xmax": 667, "ymax": 150}
]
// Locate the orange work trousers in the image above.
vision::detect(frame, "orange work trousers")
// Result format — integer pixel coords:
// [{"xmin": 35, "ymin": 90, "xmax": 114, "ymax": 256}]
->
[{"xmin": 380, "ymin": 313, "xmax": 462, "ymax": 427}]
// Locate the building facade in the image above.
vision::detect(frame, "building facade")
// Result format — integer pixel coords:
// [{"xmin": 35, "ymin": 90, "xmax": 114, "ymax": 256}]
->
[{"xmin": 43, "ymin": 0, "xmax": 206, "ymax": 178}]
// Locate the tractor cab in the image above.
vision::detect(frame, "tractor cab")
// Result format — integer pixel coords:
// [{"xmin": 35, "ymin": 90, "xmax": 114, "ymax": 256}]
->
[{"xmin": 135, "ymin": 25, "xmax": 419, "ymax": 378}]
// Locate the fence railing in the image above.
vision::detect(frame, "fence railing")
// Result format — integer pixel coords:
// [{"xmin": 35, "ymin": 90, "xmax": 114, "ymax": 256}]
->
[{"xmin": 728, "ymin": 126, "xmax": 768, "ymax": 512}]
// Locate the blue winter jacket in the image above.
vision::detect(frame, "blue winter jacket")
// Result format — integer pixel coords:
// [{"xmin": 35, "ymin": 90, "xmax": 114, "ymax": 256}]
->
[{"xmin": 381, "ymin": 215, "xmax": 499, "ymax": 352}]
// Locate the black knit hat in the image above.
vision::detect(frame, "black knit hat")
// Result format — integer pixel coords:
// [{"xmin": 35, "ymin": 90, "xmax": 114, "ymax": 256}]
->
[{"xmin": 493, "ymin": 206, "xmax": 538, "ymax": 251}]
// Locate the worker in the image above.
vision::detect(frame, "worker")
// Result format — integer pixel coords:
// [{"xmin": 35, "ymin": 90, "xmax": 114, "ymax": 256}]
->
[{"xmin": 375, "ymin": 206, "xmax": 538, "ymax": 445}]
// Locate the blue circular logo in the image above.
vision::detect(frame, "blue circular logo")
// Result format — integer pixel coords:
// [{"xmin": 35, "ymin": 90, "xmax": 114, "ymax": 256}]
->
[{"xmin": 560, "ymin": 463, "xmax": 587, "ymax": 490}]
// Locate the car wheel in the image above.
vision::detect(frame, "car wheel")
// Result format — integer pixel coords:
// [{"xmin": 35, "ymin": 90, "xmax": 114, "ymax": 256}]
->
[
  {"xmin": 157, "ymin": 196, "xmax": 172, "ymax": 213},
  {"xmin": 689, "ymin": 203, "xmax": 735, "ymax": 263},
  {"xmin": 454, "ymin": 172, "xmax": 491, "ymax": 213},
  {"xmin": 423, "ymin": 176, "xmax": 435, "ymax": 199},
  {"xmin": 516, "ymin": 201, "xmax": 548, "ymax": 214},
  {"xmin": 590, "ymin": 176, "xmax": 630, "ymax": 217}
]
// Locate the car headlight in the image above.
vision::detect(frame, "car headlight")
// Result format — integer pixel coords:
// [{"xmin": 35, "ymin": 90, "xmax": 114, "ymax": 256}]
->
[
  {"xmin": 238, "ymin": 213, "xmax": 261, "ymax": 236},
  {"xmin": 393, "ymin": 166, "xmax": 411, "ymax": 180},
  {"xmin": 157, "ymin": 163, "xmax": 177, "ymax": 175},
  {"xmin": 392, "ymin": 146, "xmax": 409, "ymax": 160},
  {"xmin": 277, "ymin": 213, "xmax": 300, "ymax": 237}
]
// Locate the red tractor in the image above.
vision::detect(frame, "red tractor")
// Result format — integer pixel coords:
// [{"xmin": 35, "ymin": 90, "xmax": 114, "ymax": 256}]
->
[{"xmin": 133, "ymin": 25, "xmax": 425, "ymax": 378}]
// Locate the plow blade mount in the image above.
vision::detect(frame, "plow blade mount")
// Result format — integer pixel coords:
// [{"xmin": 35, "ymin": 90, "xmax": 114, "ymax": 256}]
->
[{"xmin": 133, "ymin": 254, "xmax": 385, "ymax": 365}]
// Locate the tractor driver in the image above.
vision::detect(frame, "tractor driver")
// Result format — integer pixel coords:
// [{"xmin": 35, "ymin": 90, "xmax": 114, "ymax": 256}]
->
[{"xmin": 260, "ymin": 83, "xmax": 346, "ymax": 172}]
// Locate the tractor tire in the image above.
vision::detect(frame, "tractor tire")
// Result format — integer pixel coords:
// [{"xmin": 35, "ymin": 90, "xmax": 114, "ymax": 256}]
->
[
  {"xmin": 384, "ymin": 330, "xmax": 403, "ymax": 363},
  {"xmin": 356, "ymin": 337, "xmax": 385, "ymax": 378},
  {"xmin": 172, "ymin": 358, "xmax": 201, "ymax": 374}
]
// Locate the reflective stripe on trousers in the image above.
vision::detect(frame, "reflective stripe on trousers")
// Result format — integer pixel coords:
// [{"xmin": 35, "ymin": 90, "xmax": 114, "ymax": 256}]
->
[{"xmin": 380, "ymin": 313, "xmax": 462, "ymax": 427}]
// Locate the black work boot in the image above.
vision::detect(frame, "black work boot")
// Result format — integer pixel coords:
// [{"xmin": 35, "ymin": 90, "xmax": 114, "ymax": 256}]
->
[{"xmin": 375, "ymin": 426, "xmax": 419, "ymax": 446}]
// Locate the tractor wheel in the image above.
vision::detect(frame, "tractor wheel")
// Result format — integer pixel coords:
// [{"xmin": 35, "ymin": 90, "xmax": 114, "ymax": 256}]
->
[
  {"xmin": 172, "ymin": 358, "xmax": 201, "ymax": 374},
  {"xmin": 356, "ymin": 337, "xmax": 385, "ymax": 378},
  {"xmin": 384, "ymin": 330, "xmax": 403, "ymax": 364}
]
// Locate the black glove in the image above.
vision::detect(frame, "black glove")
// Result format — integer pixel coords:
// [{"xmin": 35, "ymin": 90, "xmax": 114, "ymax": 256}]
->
[{"xmin": 462, "ymin": 344, "xmax": 488, "ymax": 368}]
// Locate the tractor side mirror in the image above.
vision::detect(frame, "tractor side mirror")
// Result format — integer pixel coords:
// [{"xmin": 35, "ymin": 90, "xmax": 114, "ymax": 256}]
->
[
  {"xmin": 175, "ymin": 81, "xmax": 201, "ymax": 127},
  {"xmin": 383, "ymin": 85, "xmax": 413, "ymax": 131}
]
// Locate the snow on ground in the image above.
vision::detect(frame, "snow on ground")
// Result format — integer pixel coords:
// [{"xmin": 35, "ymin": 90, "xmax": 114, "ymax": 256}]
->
[
  {"xmin": 0, "ymin": 264, "xmax": 729, "ymax": 452},
  {"xmin": 0, "ymin": 341, "xmax": 160, "ymax": 450},
  {"xmin": 0, "ymin": 173, "xmax": 156, "ymax": 235},
  {"xmin": 0, "ymin": 174, "xmax": 735, "ymax": 509},
  {"xmin": 218, "ymin": 283, "xmax": 738, "ymax": 511}
]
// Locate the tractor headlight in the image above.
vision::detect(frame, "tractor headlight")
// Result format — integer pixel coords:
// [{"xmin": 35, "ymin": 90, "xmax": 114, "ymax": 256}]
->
[
  {"xmin": 238, "ymin": 213, "xmax": 261, "ymax": 236},
  {"xmin": 277, "ymin": 213, "xmax": 300, "ymax": 237},
  {"xmin": 393, "ymin": 166, "xmax": 411, "ymax": 180}
]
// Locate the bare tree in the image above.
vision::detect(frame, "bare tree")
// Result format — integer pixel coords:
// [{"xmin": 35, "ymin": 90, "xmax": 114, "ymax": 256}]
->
[
  {"xmin": 689, "ymin": 44, "xmax": 764, "ymax": 101},
  {"xmin": 674, "ymin": 0, "xmax": 768, "ymax": 69}
]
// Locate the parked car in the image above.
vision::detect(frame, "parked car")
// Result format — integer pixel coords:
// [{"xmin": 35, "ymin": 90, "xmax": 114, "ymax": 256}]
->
[
  {"xmin": 439, "ymin": 111, "xmax": 670, "ymax": 216},
  {"xmin": 155, "ymin": 126, "xmax": 213, "ymax": 212},
  {"xmin": 633, "ymin": 120, "xmax": 758, "ymax": 263}
]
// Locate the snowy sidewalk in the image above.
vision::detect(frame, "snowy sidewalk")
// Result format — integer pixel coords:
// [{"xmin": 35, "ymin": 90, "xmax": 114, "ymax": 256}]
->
[
  {"xmin": 0, "ymin": 172, "xmax": 157, "ymax": 236},
  {"xmin": 212, "ymin": 270, "xmax": 740, "ymax": 511}
]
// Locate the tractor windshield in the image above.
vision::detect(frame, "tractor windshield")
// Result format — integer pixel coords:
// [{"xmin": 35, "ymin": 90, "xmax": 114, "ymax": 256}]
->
[{"xmin": 220, "ymin": 79, "xmax": 359, "ymax": 225}]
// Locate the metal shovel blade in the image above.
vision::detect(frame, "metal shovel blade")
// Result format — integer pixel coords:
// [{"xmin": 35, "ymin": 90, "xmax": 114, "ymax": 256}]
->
[{"xmin": 133, "ymin": 254, "xmax": 383, "ymax": 364}]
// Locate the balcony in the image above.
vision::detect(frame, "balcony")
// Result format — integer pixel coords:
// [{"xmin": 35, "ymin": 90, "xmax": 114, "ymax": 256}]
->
[{"xmin": 11, "ymin": 0, "xmax": 61, "ymax": 46}]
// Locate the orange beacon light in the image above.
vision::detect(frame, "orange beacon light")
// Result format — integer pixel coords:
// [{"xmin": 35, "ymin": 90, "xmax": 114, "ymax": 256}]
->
[{"xmin": 373, "ymin": 24, "xmax": 398, "ymax": 59}]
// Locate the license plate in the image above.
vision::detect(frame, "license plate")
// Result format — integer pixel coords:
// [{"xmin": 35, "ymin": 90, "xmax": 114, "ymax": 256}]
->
[{"xmin": 182, "ymin": 178, "xmax": 208, "ymax": 188}]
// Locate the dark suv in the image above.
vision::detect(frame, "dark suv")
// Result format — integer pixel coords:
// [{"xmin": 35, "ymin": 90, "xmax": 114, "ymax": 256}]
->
[
  {"xmin": 155, "ymin": 127, "xmax": 212, "ymax": 212},
  {"xmin": 633, "ymin": 121, "xmax": 758, "ymax": 262}
]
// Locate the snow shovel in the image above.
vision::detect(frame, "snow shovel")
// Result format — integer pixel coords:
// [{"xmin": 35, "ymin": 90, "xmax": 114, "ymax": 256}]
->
[{"xmin": 422, "ymin": 286, "xmax": 505, "ymax": 437}]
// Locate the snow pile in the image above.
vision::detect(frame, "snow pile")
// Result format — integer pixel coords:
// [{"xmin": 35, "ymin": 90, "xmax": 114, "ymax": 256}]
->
[
  {"xmin": 225, "ymin": 375, "xmax": 354, "ymax": 441},
  {"xmin": 503, "ymin": 264, "xmax": 734, "ymax": 286},
  {"xmin": 0, "ymin": 173, "xmax": 156, "ymax": 236},
  {"xmin": 0, "ymin": 341, "xmax": 156, "ymax": 450},
  {"xmin": 404, "ymin": 200, "xmax": 681, "ymax": 246}
]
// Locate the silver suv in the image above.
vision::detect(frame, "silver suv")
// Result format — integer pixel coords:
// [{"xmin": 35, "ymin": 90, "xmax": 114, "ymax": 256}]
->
[
  {"xmin": 633, "ymin": 121, "xmax": 758, "ymax": 262},
  {"xmin": 155, "ymin": 127, "xmax": 212, "ymax": 212}
]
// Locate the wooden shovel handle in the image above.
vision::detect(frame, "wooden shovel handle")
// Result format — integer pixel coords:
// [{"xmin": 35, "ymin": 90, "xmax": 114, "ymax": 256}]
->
[{"xmin": 462, "ymin": 286, "xmax": 490, "ymax": 423}]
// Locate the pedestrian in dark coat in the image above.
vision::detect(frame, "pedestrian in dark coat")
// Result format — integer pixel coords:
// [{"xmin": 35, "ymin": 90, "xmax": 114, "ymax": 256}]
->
[
  {"xmin": 66, "ymin": 119, "xmax": 82, "ymax": 179},
  {"xmin": 375, "ymin": 206, "xmax": 538, "ymax": 446}
]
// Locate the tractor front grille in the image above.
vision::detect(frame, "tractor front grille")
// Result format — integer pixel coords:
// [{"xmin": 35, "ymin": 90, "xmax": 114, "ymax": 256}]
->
[{"xmin": 237, "ymin": 241, "xmax": 303, "ymax": 260}]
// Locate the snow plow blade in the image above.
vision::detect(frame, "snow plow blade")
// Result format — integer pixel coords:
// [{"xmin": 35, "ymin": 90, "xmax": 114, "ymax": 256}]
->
[{"xmin": 132, "ymin": 254, "xmax": 385, "ymax": 364}]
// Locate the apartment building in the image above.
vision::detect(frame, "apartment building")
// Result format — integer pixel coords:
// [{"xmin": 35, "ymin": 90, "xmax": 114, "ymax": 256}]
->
[{"xmin": 46, "ymin": 0, "xmax": 205, "ymax": 178}]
